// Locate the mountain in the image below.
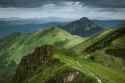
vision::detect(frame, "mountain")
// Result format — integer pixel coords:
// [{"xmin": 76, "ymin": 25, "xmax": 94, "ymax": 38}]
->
[
  {"xmin": 0, "ymin": 27, "xmax": 85, "ymax": 65},
  {"xmin": 0, "ymin": 27, "xmax": 86, "ymax": 83},
  {"xmin": 0, "ymin": 26, "xmax": 125, "ymax": 83},
  {"xmin": 72, "ymin": 26, "xmax": 125, "ymax": 72},
  {"xmin": 0, "ymin": 18, "xmax": 124, "ymax": 38},
  {"xmin": 12, "ymin": 45, "xmax": 125, "ymax": 83},
  {"xmin": 12, "ymin": 27, "xmax": 125, "ymax": 83},
  {"xmin": 62, "ymin": 17, "xmax": 103, "ymax": 37},
  {"xmin": 73, "ymin": 25, "xmax": 125, "ymax": 53},
  {"xmin": 12, "ymin": 45, "xmax": 98, "ymax": 83}
]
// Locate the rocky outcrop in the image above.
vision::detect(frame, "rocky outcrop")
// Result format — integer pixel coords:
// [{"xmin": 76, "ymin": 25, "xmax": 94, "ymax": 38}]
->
[
  {"xmin": 12, "ymin": 45, "xmax": 56, "ymax": 83},
  {"xmin": 45, "ymin": 70, "xmax": 80, "ymax": 83},
  {"xmin": 45, "ymin": 69, "xmax": 97, "ymax": 83}
]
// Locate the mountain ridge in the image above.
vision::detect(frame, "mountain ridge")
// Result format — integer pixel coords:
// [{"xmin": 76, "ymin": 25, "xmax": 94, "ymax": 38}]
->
[{"xmin": 0, "ymin": 24, "xmax": 125, "ymax": 83}]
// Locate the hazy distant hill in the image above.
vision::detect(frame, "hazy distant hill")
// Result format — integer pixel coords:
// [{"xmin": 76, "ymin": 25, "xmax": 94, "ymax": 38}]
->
[
  {"xmin": 0, "ymin": 20, "xmax": 65, "ymax": 38},
  {"xmin": 94, "ymin": 20, "xmax": 124, "ymax": 28},
  {"xmin": 62, "ymin": 17, "xmax": 103, "ymax": 37}
]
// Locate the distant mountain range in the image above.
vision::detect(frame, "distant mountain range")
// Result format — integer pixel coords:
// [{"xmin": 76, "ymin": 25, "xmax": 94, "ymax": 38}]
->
[
  {"xmin": 0, "ymin": 20, "xmax": 65, "ymax": 38},
  {"xmin": 94, "ymin": 20, "xmax": 124, "ymax": 28},
  {"xmin": 0, "ymin": 17, "xmax": 124, "ymax": 38}
]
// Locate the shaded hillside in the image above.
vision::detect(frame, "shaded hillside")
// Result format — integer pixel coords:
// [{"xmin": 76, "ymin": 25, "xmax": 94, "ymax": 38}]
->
[
  {"xmin": 105, "ymin": 35, "xmax": 125, "ymax": 59},
  {"xmin": 62, "ymin": 17, "xmax": 103, "ymax": 37},
  {"xmin": 85, "ymin": 26, "xmax": 125, "ymax": 52},
  {"xmin": 92, "ymin": 27, "xmax": 125, "ymax": 72},
  {"xmin": 72, "ymin": 26, "xmax": 125, "ymax": 72},
  {"xmin": 73, "ymin": 26, "xmax": 125, "ymax": 53}
]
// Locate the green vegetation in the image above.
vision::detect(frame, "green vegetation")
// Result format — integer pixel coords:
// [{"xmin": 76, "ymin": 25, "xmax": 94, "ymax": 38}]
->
[
  {"xmin": 0, "ymin": 27, "xmax": 86, "ymax": 83},
  {"xmin": 71, "ymin": 27, "xmax": 125, "ymax": 72},
  {"xmin": 0, "ymin": 26, "xmax": 125, "ymax": 83},
  {"xmin": 13, "ymin": 45, "xmax": 125, "ymax": 83},
  {"xmin": 54, "ymin": 49, "xmax": 125, "ymax": 83},
  {"xmin": 0, "ymin": 27, "xmax": 86, "ymax": 65}
]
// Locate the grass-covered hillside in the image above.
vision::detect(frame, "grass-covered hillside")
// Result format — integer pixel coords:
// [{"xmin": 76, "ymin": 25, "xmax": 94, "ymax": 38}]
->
[
  {"xmin": 0, "ymin": 27, "xmax": 86, "ymax": 65},
  {"xmin": 13, "ymin": 44, "xmax": 125, "ymax": 83},
  {"xmin": 0, "ymin": 27, "xmax": 86, "ymax": 83},
  {"xmin": 0, "ymin": 26, "xmax": 125, "ymax": 83},
  {"xmin": 72, "ymin": 26, "xmax": 125, "ymax": 73}
]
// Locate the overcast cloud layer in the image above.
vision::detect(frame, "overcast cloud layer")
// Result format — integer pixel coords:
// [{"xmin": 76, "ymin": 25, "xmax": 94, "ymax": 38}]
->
[
  {"xmin": 0, "ymin": 0, "xmax": 125, "ymax": 8},
  {"xmin": 0, "ymin": 0, "xmax": 125, "ymax": 20}
]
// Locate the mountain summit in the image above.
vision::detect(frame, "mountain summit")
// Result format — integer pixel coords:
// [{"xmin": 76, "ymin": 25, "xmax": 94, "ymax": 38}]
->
[{"xmin": 62, "ymin": 17, "xmax": 103, "ymax": 37}]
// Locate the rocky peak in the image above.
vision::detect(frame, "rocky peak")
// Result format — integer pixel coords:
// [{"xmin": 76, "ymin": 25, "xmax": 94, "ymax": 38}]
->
[
  {"xmin": 12, "ymin": 45, "xmax": 55, "ymax": 83},
  {"xmin": 62, "ymin": 17, "xmax": 103, "ymax": 37},
  {"xmin": 79, "ymin": 17, "xmax": 90, "ymax": 23}
]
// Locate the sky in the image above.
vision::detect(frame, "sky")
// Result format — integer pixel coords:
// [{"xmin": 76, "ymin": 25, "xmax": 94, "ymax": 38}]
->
[{"xmin": 0, "ymin": 0, "xmax": 125, "ymax": 21}]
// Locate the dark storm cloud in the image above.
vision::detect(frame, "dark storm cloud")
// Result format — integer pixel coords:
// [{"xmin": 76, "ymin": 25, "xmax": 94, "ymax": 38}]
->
[
  {"xmin": 0, "ymin": 0, "xmax": 125, "ymax": 8},
  {"xmin": 0, "ymin": 0, "xmax": 65, "ymax": 7},
  {"xmin": 78, "ymin": 0, "xmax": 125, "ymax": 8},
  {"xmin": 0, "ymin": 0, "xmax": 125, "ymax": 20}
]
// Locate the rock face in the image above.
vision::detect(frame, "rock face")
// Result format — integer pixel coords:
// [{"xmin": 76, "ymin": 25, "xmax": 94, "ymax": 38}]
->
[
  {"xmin": 45, "ymin": 69, "xmax": 97, "ymax": 83},
  {"xmin": 13, "ymin": 45, "xmax": 55, "ymax": 83},
  {"xmin": 63, "ymin": 17, "xmax": 103, "ymax": 37},
  {"xmin": 45, "ymin": 70, "xmax": 81, "ymax": 83}
]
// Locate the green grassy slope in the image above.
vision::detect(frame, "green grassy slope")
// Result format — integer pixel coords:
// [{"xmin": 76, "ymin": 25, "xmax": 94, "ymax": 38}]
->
[
  {"xmin": 72, "ymin": 26, "xmax": 125, "ymax": 72},
  {"xmin": 0, "ymin": 27, "xmax": 86, "ymax": 65},
  {"xmin": 94, "ymin": 28, "xmax": 125, "ymax": 72},
  {"xmin": 72, "ymin": 29, "xmax": 113, "ymax": 53},
  {"xmin": 72, "ymin": 26, "xmax": 125, "ymax": 54},
  {"xmin": 0, "ymin": 27, "xmax": 87, "ymax": 83},
  {"xmin": 12, "ymin": 25, "xmax": 125, "ymax": 83},
  {"xmin": 54, "ymin": 49, "xmax": 125, "ymax": 83},
  {"xmin": 13, "ymin": 45, "xmax": 125, "ymax": 83},
  {"xmin": 1, "ymin": 26, "xmax": 125, "ymax": 83}
]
